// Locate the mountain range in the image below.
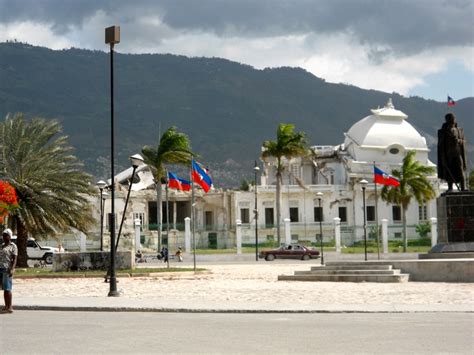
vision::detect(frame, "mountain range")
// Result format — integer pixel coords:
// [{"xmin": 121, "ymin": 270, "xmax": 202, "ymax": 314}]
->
[{"xmin": 0, "ymin": 42, "xmax": 472, "ymax": 187}]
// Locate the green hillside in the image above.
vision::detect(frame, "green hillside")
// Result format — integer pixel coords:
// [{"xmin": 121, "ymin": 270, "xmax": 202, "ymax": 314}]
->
[{"xmin": 0, "ymin": 42, "xmax": 472, "ymax": 187}]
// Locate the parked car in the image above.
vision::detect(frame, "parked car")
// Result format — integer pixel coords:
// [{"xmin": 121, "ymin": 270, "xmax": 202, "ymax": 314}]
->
[
  {"xmin": 10, "ymin": 237, "xmax": 59, "ymax": 264},
  {"xmin": 258, "ymin": 244, "xmax": 320, "ymax": 261}
]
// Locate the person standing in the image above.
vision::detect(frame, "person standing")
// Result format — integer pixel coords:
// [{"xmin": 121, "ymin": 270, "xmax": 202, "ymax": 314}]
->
[
  {"xmin": 0, "ymin": 228, "xmax": 17, "ymax": 314},
  {"xmin": 175, "ymin": 247, "xmax": 183, "ymax": 262},
  {"xmin": 437, "ymin": 113, "xmax": 467, "ymax": 191},
  {"xmin": 162, "ymin": 247, "xmax": 169, "ymax": 263}
]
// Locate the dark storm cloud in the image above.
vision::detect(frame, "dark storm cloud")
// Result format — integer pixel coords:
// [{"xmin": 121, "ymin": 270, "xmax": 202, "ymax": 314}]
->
[{"xmin": 1, "ymin": 0, "xmax": 472, "ymax": 54}]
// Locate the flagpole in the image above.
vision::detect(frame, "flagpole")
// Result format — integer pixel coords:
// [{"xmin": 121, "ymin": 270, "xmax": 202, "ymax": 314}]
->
[
  {"xmin": 165, "ymin": 169, "xmax": 170, "ymax": 269},
  {"xmin": 191, "ymin": 159, "xmax": 196, "ymax": 272},
  {"xmin": 373, "ymin": 162, "xmax": 380, "ymax": 260}
]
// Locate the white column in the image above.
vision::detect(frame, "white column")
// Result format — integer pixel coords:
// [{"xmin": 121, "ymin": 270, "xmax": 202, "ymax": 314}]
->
[
  {"xmin": 80, "ymin": 232, "xmax": 86, "ymax": 252},
  {"xmin": 184, "ymin": 217, "xmax": 191, "ymax": 253},
  {"xmin": 430, "ymin": 217, "xmax": 438, "ymax": 247},
  {"xmin": 236, "ymin": 219, "xmax": 242, "ymax": 254},
  {"xmin": 284, "ymin": 218, "xmax": 291, "ymax": 245},
  {"xmin": 333, "ymin": 217, "xmax": 341, "ymax": 253},
  {"xmin": 134, "ymin": 218, "xmax": 141, "ymax": 251},
  {"xmin": 173, "ymin": 201, "xmax": 177, "ymax": 230},
  {"xmin": 381, "ymin": 219, "xmax": 388, "ymax": 254}
]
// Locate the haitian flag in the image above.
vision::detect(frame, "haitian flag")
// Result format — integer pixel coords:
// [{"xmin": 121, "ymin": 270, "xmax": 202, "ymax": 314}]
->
[
  {"xmin": 374, "ymin": 166, "xmax": 400, "ymax": 187},
  {"xmin": 447, "ymin": 95, "xmax": 456, "ymax": 107},
  {"xmin": 192, "ymin": 160, "xmax": 212, "ymax": 193},
  {"xmin": 167, "ymin": 172, "xmax": 191, "ymax": 191}
]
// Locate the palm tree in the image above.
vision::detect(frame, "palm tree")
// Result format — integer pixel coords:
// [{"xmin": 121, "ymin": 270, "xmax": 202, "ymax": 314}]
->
[
  {"xmin": 0, "ymin": 113, "xmax": 95, "ymax": 267},
  {"xmin": 141, "ymin": 126, "xmax": 193, "ymax": 250},
  {"xmin": 380, "ymin": 150, "xmax": 436, "ymax": 252},
  {"xmin": 262, "ymin": 123, "xmax": 307, "ymax": 245}
]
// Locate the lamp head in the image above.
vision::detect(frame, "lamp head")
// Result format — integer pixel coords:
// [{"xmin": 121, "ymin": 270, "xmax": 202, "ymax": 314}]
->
[
  {"xmin": 97, "ymin": 180, "xmax": 107, "ymax": 190},
  {"xmin": 253, "ymin": 166, "xmax": 260, "ymax": 172},
  {"xmin": 316, "ymin": 192, "xmax": 323, "ymax": 198},
  {"xmin": 105, "ymin": 26, "xmax": 120, "ymax": 44},
  {"xmin": 130, "ymin": 154, "xmax": 144, "ymax": 168},
  {"xmin": 360, "ymin": 179, "xmax": 368, "ymax": 191}
]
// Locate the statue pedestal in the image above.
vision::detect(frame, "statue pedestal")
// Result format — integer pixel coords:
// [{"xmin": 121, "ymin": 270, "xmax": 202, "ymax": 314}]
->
[{"xmin": 429, "ymin": 191, "xmax": 474, "ymax": 253}]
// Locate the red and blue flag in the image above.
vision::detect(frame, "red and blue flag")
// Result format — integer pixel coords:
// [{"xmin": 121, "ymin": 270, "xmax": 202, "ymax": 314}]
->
[
  {"xmin": 192, "ymin": 160, "xmax": 212, "ymax": 193},
  {"xmin": 168, "ymin": 172, "xmax": 191, "ymax": 191},
  {"xmin": 374, "ymin": 166, "xmax": 400, "ymax": 187},
  {"xmin": 447, "ymin": 95, "xmax": 456, "ymax": 107}
]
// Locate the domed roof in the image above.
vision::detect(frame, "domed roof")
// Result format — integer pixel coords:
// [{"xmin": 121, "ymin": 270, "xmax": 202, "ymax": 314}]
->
[{"xmin": 343, "ymin": 99, "xmax": 429, "ymax": 163}]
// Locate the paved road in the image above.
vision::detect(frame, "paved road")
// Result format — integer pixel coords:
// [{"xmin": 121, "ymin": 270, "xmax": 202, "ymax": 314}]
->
[{"xmin": 1, "ymin": 311, "xmax": 472, "ymax": 354}]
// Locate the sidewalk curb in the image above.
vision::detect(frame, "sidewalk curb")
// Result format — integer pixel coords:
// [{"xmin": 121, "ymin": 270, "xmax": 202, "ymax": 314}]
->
[{"xmin": 13, "ymin": 305, "xmax": 474, "ymax": 314}]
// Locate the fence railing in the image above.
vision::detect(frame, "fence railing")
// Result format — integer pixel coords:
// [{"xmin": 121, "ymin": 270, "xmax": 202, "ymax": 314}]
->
[{"xmin": 53, "ymin": 220, "xmax": 433, "ymax": 252}]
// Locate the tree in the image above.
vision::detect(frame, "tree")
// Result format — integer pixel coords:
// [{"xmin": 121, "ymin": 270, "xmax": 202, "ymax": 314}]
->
[
  {"xmin": 141, "ymin": 126, "xmax": 193, "ymax": 250},
  {"xmin": 380, "ymin": 150, "xmax": 436, "ymax": 252},
  {"xmin": 262, "ymin": 123, "xmax": 307, "ymax": 245},
  {"xmin": 469, "ymin": 170, "xmax": 474, "ymax": 191},
  {"xmin": 0, "ymin": 113, "xmax": 95, "ymax": 267}
]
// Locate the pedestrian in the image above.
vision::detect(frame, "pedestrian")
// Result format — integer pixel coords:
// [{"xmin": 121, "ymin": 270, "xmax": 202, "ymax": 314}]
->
[
  {"xmin": 175, "ymin": 247, "xmax": 183, "ymax": 262},
  {"xmin": 161, "ymin": 247, "xmax": 169, "ymax": 263},
  {"xmin": 0, "ymin": 228, "xmax": 17, "ymax": 314}
]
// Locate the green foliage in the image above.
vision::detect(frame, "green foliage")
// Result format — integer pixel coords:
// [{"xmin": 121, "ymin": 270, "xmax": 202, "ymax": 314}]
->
[
  {"xmin": 1, "ymin": 43, "xmax": 471, "ymax": 188},
  {"xmin": 368, "ymin": 225, "xmax": 381, "ymax": 240},
  {"xmin": 0, "ymin": 113, "xmax": 95, "ymax": 267},
  {"xmin": 380, "ymin": 150, "xmax": 436, "ymax": 252},
  {"xmin": 141, "ymin": 126, "xmax": 194, "ymax": 249},
  {"xmin": 415, "ymin": 221, "xmax": 431, "ymax": 238},
  {"xmin": 261, "ymin": 123, "xmax": 307, "ymax": 244},
  {"xmin": 239, "ymin": 179, "xmax": 250, "ymax": 191},
  {"xmin": 141, "ymin": 126, "xmax": 193, "ymax": 182},
  {"xmin": 469, "ymin": 170, "xmax": 474, "ymax": 191}
]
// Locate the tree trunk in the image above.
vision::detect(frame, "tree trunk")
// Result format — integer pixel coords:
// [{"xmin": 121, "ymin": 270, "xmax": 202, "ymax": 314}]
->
[
  {"xmin": 14, "ymin": 216, "xmax": 29, "ymax": 268},
  {"xmin": 156, "ymin": 182, "xmax": 162, "ymax": 251},
  {"xmin": 276, "ymin": 170, "xmax": 281, "ymax": 246},
  {"xmin": 402, "ymin": 206, "xmax": 408, "ymax": 252}
]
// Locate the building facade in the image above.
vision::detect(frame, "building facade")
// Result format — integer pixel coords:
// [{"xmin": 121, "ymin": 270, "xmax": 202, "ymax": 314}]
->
[{"xmin": 92, "ymin": 99, "xmax": 441, "ymax": 251}]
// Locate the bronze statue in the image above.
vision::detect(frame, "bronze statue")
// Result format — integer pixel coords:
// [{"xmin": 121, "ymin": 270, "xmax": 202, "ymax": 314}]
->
[{"xmin": 437, "ymin": 113, "xmax": 467, "ymax": 191}]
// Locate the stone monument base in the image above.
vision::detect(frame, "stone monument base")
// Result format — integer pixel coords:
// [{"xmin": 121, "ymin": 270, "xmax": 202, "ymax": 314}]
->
[{"xmin": 433, "ymin": 191, "xmax": 474, "ymax": 254}]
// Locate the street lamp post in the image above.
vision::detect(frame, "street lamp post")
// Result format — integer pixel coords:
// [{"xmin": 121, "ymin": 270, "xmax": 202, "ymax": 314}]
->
[
  {"xmin": 105, "ymin": 25, "xmax": 120, "ymax": 297},
  {"xmin": 316, "ymin": 192, "xmax": 324, "ymax": 265},
  {"xmin": 360, "ymin": 179, "xmax": 369, "ymax": 261},
  {"xmin": 101, "ymin": 191, "xmax": 108, "ymax": 249},
  {"xmin": 115, "ymin": 154, "xmax": 144, "ymax": 252},
  {"xmin": 97, "ymin": 180, "xmax": 107, "ymax": 251},
  {"xmin": 254, "ymin": 161, "xmax": 260, "ymax": 261}
]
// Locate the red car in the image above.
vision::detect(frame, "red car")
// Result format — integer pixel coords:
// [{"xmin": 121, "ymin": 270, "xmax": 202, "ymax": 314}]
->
[{"xmin": 258, "ymin": 244, "xmax": 320, "ymax": 261}]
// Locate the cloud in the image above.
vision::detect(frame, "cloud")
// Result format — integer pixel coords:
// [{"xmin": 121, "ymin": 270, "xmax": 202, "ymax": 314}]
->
[{"xmin": 1, "ymin": 0, "xmax": 472, "ymax": 54}]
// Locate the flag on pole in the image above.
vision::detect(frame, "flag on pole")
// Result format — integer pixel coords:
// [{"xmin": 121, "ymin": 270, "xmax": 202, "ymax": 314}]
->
[
  {"xmin": 374, "ymin": 166, "xmax": 400, "ymax": 187},
  {"xmin": 192, "ymin": 159, "xmax": 213, "ymax": 193},
  {"xmin": 447, "ymin": 95, "xmax": 456, "ymax": 107},
  {"xmin": 167, "ymin": 172, "xmax": 191, "ymax": 191}
]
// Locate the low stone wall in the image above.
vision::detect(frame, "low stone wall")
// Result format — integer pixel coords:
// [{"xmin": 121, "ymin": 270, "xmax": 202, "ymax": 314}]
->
[
  {"xmin": 52, "ymin": 251, "xmax": 133, "ymax": 272},
  {"xmin": 390, "ymin": 259, "xmax": 474, "ymax": 282}
]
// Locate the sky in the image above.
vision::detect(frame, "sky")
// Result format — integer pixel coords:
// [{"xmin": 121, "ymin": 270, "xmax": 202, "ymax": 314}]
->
[{"xmin": 0, "ymin": 0, "xmax": 472, "ymax": 102}]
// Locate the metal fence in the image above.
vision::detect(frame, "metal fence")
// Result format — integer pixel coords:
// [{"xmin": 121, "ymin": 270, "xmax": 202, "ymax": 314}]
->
[{"xmin": 49, "ymin": 221, "xmax": 428, "ymax": 252}]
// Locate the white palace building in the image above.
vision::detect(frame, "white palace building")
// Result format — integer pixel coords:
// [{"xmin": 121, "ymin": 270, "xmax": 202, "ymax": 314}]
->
[{"xmin": 88, "ymin": 99, "xmax": 442, "ymax": 252}]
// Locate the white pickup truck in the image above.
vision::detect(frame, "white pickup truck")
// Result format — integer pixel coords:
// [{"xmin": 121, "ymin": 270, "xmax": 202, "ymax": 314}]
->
[{"xmin": 10, "ymin": 237, "xmax": 59, "ymax": 264}]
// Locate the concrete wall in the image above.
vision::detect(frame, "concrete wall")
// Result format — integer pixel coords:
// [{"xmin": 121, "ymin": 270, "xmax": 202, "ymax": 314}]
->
[
  {"xmin": 389, "ymin": 259, "xmax": 474, "ymax": 282},
  {"xmin": 52, "ymin": 251, "xmax": 133, "ymax": 272}
]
